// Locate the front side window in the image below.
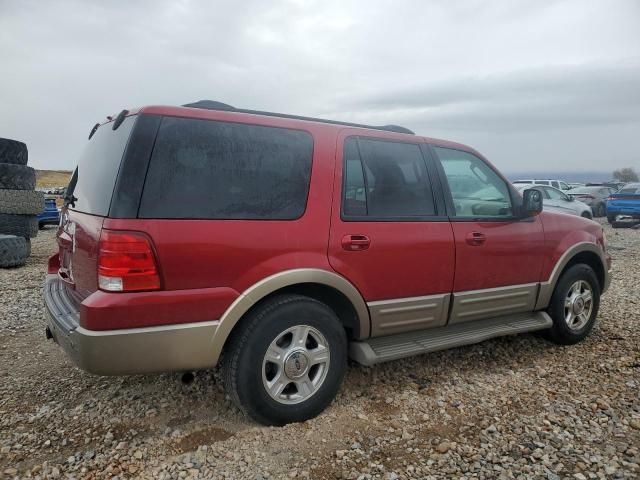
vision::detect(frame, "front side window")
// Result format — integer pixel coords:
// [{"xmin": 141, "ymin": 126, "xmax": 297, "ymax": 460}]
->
[
  {"xmin": 139, "ymin": 117, "xmax": 313, "ymax": 219},
  {"xmin": 433, "ymin": 147, "xmax": 513, "ymax": 218},
  {"xmin": 342, "ymin": 137, "xmax": 436, "ymax": 218}
]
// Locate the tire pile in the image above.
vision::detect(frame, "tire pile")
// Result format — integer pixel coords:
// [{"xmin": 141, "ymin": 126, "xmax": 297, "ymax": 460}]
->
[{"xmin": 0, "ymin": 138, "xmax": 43, "ymax": 268}]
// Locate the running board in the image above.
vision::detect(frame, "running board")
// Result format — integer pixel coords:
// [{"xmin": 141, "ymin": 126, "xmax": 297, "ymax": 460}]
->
[{"xmin": 349, "ymin": 311, "xmax": 552, "ymax": 366}]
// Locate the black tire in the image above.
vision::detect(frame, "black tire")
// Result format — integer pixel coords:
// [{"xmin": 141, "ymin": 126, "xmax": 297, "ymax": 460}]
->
[
  {"xmin": 607, "ymin": 214, "xmax": 616, "ymax": 224},
  {"xmin": 0, "ymin": 234, "xmax": 29, "ymax": 268},
  {"xmin": 581, "ymin": 211, "xmax": 592, "ymax": 219},
  {"xmin": 0, "ymin": 138, "xmax": 28, "ymax": 166},
  {"xmin": 0, "ymin": 163, "xmax": 36, "ymax": 190},
  {"xmin": 545, "ymin": 264, "xmax": 600, "ymax": 345},
  {"xmin": 0, "ymin": 214, "xmax": 39, "ymax": 238},
  {"xmin": 0, "ymin": 189, "xmax": 44, "ymax": 215},
  {"xmin": 222, "ymin": 294, "xmax": 348, "ymax": 426}
]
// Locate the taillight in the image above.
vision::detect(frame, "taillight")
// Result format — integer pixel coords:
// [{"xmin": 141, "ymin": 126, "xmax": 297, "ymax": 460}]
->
[
  {"xmin": 98, "ymin": 230, "xmax": 161, "ymax": 292},
  {"xmin": 47, "ymin": 253, "xmax": 60, "ymax": 274}
]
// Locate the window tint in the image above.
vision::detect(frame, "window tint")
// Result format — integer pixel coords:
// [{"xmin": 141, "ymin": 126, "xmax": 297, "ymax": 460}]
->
[
  {"xmin": 69, "ymin": 116, "xmax": 136, "ymax": 215},
  {"xmin": 559, "ymin": 182, "xmax": 569, "ymax": 190},
  {"xmin": 342, "ymin": 137, "xmax": 435, "ymax": 218},
  {"xmin": 139, "ymin": 117, "xmax": 313, "ymax": 219},
  {"xmin": 434, "ymin": 147, "xmax": 513, "ymax": 218}
]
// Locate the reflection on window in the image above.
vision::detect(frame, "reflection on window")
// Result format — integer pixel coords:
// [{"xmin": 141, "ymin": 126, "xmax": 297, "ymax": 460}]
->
[
  {"xmin": 434, "ymin": 147, "xmax": 512, "ymax": 217},
  {"xmin": 343, "ymin": 137, "xmax": 436, "ymax": 218}
]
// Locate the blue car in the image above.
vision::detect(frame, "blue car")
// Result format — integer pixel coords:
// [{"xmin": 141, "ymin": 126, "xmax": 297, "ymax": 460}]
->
[
  {"xmin": 38, "ymin": 198, "xmax": 61, "ymax": 229},
  {"xmin": 606, "ymin": 182, "xmax": 640, "ymax": 225}
]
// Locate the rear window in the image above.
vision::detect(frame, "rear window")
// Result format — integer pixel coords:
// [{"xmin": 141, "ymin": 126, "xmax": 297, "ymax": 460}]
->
[
  {"xmin": 139, "ymin": 117, "xmax": 313, "ymax": 220},
  {"xmin": 68, "ymin": 116, "xmax": 136, "ymax": 215}
]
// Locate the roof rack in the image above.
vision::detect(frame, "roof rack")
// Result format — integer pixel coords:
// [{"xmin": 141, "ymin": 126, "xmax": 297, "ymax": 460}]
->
[{"xmin": 182, "ymin": 100, "xmax": 415, "ymax": 135}]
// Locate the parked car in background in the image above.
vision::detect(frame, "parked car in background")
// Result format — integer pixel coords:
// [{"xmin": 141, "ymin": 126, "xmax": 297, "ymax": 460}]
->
[
  {"xmin": 515, "ymin": 184, "xmax": 592, "ymax": 218},
  {"xmin": 568, "ymin": 186, "xmax": 615, "ymax": 217},
  {"xmin": 44, "ymin": 101, "xmax": 611, "ymax": 425},
  {"xmin": 513, "ymin": 179, "xmax": 571, "ymax": 190},
  {"xmin": 587, "ymin": 182, "xmax": 626, "ymax": 191},
  {"xmin": 606, "ymin": 182, "xmax": 640, "ymax": 225},
  {"xmin": 37, "ymin": 198, "xmax": 60, "ymax": 228},
  {"xmin": 568, "ymin": 182, "xmax": 585, "ymax": 190}
]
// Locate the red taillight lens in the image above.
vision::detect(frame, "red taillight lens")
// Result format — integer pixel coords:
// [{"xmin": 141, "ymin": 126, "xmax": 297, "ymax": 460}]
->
[
  {"xmin": 98, "ymin": 230, "xmax": 160, "ymax": 292},
  {"xmin": 47, "ymin": 253, "xmax": 60, "ymax": 274}
]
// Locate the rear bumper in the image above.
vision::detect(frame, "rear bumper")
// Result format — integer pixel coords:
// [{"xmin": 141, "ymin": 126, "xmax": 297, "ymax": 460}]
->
[{"xmin": 44, "ymin": 275, "xmax": 219, "ymax": 375}]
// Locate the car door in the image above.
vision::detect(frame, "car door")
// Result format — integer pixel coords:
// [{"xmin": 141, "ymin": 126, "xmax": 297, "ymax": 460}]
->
[
  {"xmin": 328, "ymin": 131, "xmax": 455, "ymax": 337},
  {"xmin": 430, "ymin": 146, "xmax": 545, "ymax": 324}
]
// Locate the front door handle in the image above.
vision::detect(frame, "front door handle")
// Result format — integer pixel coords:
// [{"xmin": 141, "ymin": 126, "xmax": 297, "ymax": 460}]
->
[
  {"xmin": 342, "ymin": 234, "xmax": 370, "ymax": 251},
  {"xmin": 465, "ymin": 231, "xmax": 486, "ymax": 246}
]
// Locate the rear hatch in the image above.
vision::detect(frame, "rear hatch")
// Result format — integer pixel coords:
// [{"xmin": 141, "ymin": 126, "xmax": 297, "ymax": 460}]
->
[{"xmin": 56, "ymin": 115, "xmax": 137, "ymax": 300}]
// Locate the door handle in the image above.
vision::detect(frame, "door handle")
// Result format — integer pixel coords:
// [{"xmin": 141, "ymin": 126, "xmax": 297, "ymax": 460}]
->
[
  {"xmin": 465, "ymin": 231, "xmax": 486, "ymax": 246},
  {"xmin": 342, "ymin": 234, "xmax": 370, "ymax": 251}
]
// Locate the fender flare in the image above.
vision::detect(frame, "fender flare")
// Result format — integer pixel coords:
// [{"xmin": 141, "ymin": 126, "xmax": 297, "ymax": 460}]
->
[
  {"xmin": 209, "ymin": 268, "xmax": 370, "ymax": 364},
  {"xmin": 535, "ymin": 242, "xmax": 609, "ymax": 310}
]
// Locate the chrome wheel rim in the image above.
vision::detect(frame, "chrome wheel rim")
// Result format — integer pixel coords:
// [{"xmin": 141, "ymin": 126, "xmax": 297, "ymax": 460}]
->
[
  {"xmin": 262, "ymin": 325, "xmax": 330, "ymax": 405},
  {"xmin": 564, "ymin": 280, "xmax": 593, "ymax": 330}
]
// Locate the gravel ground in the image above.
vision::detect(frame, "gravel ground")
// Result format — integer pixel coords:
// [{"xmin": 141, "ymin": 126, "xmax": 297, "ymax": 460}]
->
[{"xmin": 1, "ymin": 222, "xmax": 638, "ymax": 480}]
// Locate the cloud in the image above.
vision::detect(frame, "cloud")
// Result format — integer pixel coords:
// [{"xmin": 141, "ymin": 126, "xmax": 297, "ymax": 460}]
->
[{"xmin": 0, "ymin": 0, "xmax": 638, "ymax": 172}]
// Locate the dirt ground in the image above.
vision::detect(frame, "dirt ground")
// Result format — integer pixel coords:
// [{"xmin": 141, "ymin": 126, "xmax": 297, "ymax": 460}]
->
[{"xmin": 1, "ymin": 222, "xmax": 638, "ymax": 479}]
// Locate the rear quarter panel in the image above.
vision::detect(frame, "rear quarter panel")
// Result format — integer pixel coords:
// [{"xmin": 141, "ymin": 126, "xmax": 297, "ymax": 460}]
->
[{"xmin": 103, "ymin": 123, "xmax": 338, "ymax": 296}]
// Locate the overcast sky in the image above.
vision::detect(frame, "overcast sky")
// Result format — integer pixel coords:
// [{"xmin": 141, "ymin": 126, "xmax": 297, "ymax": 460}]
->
[{"xmin": 1, "ymin": 0, "xmax": 639, "ymax": 174}]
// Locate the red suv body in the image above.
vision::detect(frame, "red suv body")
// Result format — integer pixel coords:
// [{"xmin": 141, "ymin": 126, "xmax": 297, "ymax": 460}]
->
[{"xmin": 45, "ymin": 101, "xmax": 611, "ymax": 425}]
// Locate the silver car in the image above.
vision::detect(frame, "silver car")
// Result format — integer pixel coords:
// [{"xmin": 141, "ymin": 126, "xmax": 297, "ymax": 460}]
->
[{"xmin": 515, "ymin": 185, "xmax": 593, "ymax": 218}]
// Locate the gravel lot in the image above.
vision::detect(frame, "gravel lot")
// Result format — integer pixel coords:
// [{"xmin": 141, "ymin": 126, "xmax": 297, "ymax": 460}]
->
[{"xmin": 1, "ymin": 222, "xmax": 638, "ymax": 480}]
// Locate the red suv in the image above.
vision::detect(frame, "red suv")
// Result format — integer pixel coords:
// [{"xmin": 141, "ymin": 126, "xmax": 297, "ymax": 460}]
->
[{"xmin": 45, "ymin": 101, "xmax": 611, "ymax": 425}]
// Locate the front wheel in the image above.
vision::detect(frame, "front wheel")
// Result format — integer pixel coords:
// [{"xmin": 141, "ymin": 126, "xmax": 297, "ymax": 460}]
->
[
  {"xmin": 545, "ymin": 264, "xmax": 600, "ymax": 345},
  {"xmin": 581, "ymin": 211, "xmax": 592, "ymax": 219},
  {"xmin": 222, "ymin": 295, "xmax": 347, "ymax": 426}
]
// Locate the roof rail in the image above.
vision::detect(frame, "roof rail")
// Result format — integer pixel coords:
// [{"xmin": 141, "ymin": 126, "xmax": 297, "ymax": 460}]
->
[{"xmin": 181, "ymin": 100, "xmax": 415, "ymax": 135}]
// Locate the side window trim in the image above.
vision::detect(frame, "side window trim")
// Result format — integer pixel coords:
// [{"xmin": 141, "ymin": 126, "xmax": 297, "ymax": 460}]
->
[
  {"xmin": 340, "ymin": 135, "xmax": 447, "ymax": 222},
  {"xmin": 427, "ymin": 144, "xmax": 524, "ymax": 222}
]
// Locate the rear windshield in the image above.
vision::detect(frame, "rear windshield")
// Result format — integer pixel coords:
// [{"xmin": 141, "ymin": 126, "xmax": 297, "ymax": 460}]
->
[
  {"xmin": 138, "ymin": 117, "xmax": 314, "ymax": 220},
  {"xmin": 67, "ymin": 116, "xmax": 136, "ymax": 215}
]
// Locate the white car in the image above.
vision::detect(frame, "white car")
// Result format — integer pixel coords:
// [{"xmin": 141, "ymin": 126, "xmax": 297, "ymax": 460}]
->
[
  {"xmin": 513, "ymin": 179, "xmax": 571, "ymax": 190},
  {"xmin": 515, "ymin": 184, "xmax": 593, "ymax": 218}
]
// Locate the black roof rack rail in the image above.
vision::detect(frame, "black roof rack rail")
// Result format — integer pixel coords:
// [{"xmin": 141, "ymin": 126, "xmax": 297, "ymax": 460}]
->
[{"xmin": 182, "ymin": 100, "xmax": 415, "ymax": 135}]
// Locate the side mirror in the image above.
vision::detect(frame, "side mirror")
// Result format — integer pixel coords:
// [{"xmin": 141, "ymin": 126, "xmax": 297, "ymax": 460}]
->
[{"xmin": 522, "ymin": 188, "xmax": 543, "ymax": 217}]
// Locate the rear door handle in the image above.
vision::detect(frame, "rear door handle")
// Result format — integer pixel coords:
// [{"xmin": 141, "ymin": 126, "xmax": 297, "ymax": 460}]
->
[
  {"xmin": 342, "ymin": 234, "xmax": 370, "ymax": 251},
  {"xmin": 465, "ymin": 231, "xmax": 486, "ymax": 246}
]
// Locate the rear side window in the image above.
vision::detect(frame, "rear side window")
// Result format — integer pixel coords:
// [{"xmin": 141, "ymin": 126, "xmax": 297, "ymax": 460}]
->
[
  {"xmin": 69, "ymin": 116, "xmax": 136, "ymax": 215},
  {"xmin": 342, "ymin": 137, "xmax": 436, "ymax": 218},
  {"xmin": 139, "ymin": 117, "xmax": 313, "ymax": 219}
]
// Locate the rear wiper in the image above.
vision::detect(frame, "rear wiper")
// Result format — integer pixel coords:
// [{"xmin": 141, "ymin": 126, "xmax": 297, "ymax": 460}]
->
[
  {"xmin": 64, "ymin": 194, "xmax": 77, "ymax": 208},
  {"xmin": 88, "ymin": 123, "xmax": 100, "ymax": 140}
]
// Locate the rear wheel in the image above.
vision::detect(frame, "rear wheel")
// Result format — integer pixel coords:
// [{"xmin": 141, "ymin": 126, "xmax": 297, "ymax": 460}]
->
[
  {"xmin": 581, "ymin": 211, "xmax": 592, "ymax": 219},
  {"xmin": 222, "ymin": 294, "xmax": 347, "ymax": 426},
  {"xmin": 545, "ymin": 264, "xmax": 600, "ymax": 345}
]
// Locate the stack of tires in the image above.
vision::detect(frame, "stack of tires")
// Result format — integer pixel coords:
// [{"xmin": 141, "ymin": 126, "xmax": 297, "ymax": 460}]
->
[{"xmin": 0, "ymin": 138, "xmax": 43, "ymax": 268}]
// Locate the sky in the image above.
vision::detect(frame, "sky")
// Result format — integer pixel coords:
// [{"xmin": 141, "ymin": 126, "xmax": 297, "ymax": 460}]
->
[{"xmin": 0, "ymin": 0, "xmax": 639, "ymax": 175}]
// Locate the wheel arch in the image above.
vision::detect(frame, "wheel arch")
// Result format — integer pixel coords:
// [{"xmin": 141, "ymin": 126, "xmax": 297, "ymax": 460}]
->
[
  {"xmin": 210, "ymin": 269, "xmax": 370, "ymax": 365},
  {"xmin": 535, "ymin": 242, "xmax": 608, "ymax": 310}
]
